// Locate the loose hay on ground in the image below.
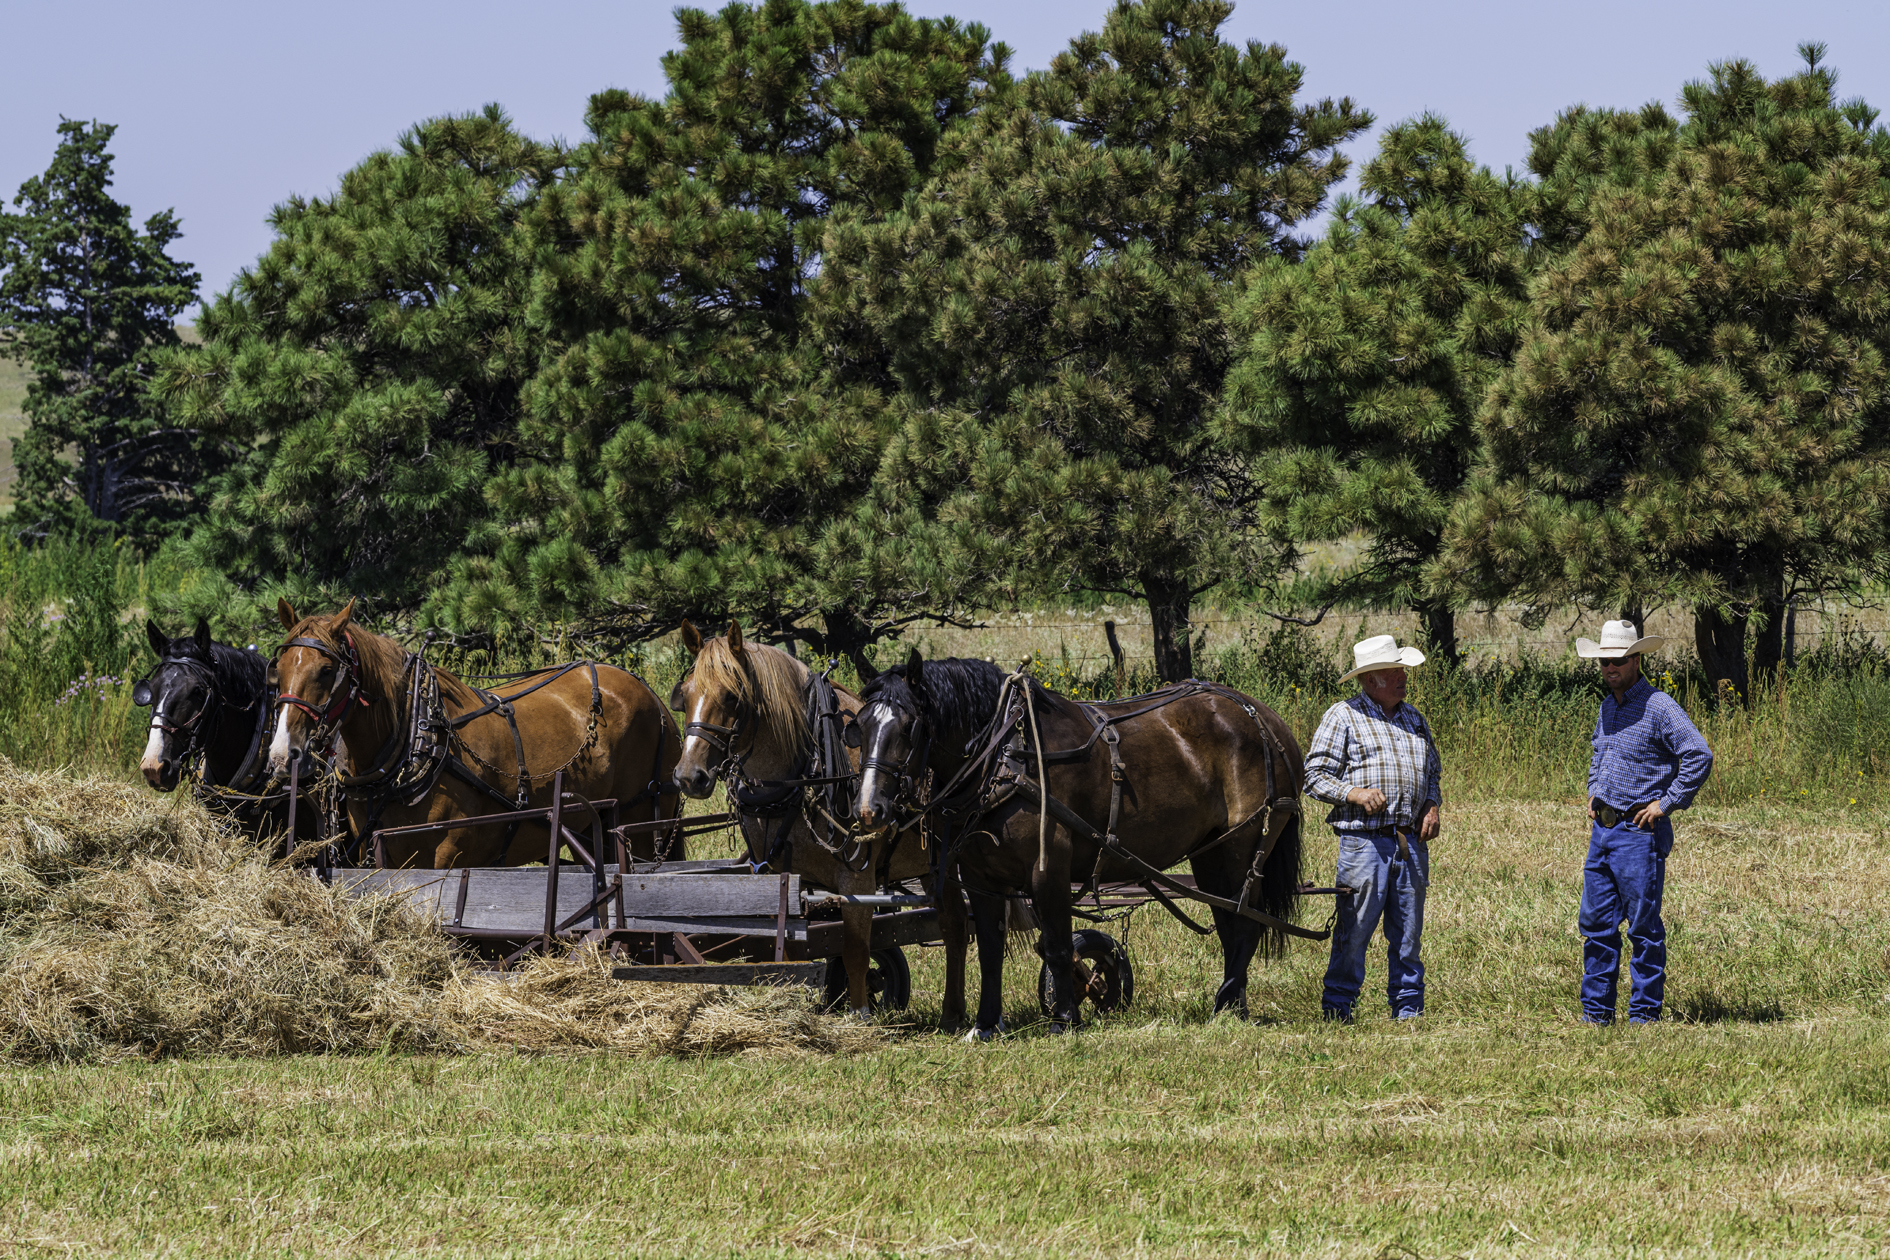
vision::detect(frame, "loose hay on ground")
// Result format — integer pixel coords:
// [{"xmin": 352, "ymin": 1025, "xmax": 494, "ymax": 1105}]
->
[{"xmin": 0, "ymin": 759, "xmax": 885, "ymax": 1062}]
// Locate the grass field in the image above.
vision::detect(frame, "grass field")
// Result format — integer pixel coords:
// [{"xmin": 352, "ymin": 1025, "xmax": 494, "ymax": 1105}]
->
[{"xmin": 5, "ymin": 797, "xmax": 1888, "ymax": 1256}]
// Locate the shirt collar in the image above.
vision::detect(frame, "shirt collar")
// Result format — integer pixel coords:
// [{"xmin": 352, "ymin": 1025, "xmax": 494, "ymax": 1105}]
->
[
  {"xmin": 1609, "ymin": 676, "xmax": 1654, "ymax": 708},
  {"xmin": 1356, "ymin": 692, "xmax": 1403, "ymax": 721}
]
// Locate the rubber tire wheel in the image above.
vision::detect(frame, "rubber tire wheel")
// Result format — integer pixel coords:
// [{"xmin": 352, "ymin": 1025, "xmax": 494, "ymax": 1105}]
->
[
  {"xmin": 1038, "ymin": 929, "xmax": 1134, "ymax": 1022},
  {"xmin": 823, "ymin": 946, "xmax": 912, "ymax": 1012}
]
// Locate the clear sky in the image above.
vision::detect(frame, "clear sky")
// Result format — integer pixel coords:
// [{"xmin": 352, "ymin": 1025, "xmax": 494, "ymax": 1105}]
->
[{"xmin": 5, "ymin": 0, "xmax": 1888, "ymax": 304}]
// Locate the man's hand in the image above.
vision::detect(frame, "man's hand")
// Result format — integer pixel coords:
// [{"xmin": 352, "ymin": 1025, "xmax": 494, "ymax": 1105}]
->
[
  {"xmin": 1632, "ymin": 799, "xmax": 1666, "ymax": 829},
  {"xmin": 1346, "ymin": 786, "xmax": 1388, "ymax": 814},
  {"xmin": 1419, "ymin": 803, "xmax": 1440, "ymax": 842}
]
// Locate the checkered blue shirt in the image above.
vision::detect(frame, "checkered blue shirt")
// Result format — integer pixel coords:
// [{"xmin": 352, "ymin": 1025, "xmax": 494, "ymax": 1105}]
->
[
  {"xmin": 1588, "ymin": 678, "xmax": 1714, "ymax": 813},
  {"xmin": 1304, "ymin": 693, "xmax": 1442, "ymax": 834}
]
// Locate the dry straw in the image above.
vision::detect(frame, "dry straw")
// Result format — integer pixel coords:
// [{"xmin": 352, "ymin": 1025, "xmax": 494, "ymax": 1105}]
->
[{"xmin": 0, "ymin": 758, "xmax": 884, "ymax": 1063}]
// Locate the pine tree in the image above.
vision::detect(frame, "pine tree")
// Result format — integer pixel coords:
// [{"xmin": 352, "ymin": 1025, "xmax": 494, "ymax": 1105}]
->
[
  {"xmin": 1440, "ymin": 48, "xmax": 1890, "ymax": 695},
  {"xmin": 817, "ymin": 0, "xmax": 1370, "ymax": 680},
  {"xmin": 1218, "ymin": 117, "xmax": 1530, "ymax": 662},
  {"xmin": 438, "ymin": 0, "xmax": 1003, "ymax": 666},
  {"xmin": 0, "ymin": 120, "xmax": 201, "ymax": 541},
  {"xmin": 154, "ymin": 107, "xmax": 562, "ymax": 621}
]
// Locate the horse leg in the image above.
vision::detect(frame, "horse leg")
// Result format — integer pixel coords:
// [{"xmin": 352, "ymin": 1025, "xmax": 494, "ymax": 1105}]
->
[
  {"xmin": 1194, "ymin": 829, "xmax": 1269, "ymax": 1018},
  {"xmin": 1032, "ymin": 854, "xmax": 1080, "ymax": 1031},
  {"xmin": 967, "ymin": 887, "xmax": 1008, "ymax": 1039},
  {"xmin": 929, "ymin": 866, "xmax": 969, "ymax": 1033}
]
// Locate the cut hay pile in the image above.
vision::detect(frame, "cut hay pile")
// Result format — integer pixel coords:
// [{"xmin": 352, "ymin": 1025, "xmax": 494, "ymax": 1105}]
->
[{"xmin": 0, "ymin": 759, "xmax": 884, "ymax": 1063}]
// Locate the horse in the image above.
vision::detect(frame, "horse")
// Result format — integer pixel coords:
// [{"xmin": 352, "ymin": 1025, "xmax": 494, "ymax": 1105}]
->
[
  {"xmin": 668, "ymin": 620, "xmax": 946, "ymax": 1018},
  {"xmin": 265, "ymin": 599, "xmax": 680, "ymax": 868},
  {"xmin": 851, "ymin": 651, "xmax": 1308, "ymax": 1037},
  {"xmin": 135, "ymin": 617, "xmax": 322, "ymax": 843}
]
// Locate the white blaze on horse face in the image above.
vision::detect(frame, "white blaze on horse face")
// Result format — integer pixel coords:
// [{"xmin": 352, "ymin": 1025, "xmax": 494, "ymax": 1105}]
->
[
  {"xmin": 267, "ymin": 705, "xmax": 297, "ymax": 776},
  {"xmin": 139, "ymin": 714, "xmax": 167, "ymax": 775},
  {"xmin": 856, "ymin": 700, "xmax": 897, "ymax": 826}
]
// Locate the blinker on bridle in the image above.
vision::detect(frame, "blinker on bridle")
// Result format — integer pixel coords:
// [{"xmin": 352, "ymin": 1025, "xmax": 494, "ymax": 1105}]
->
[{"xmin": 273, "ymin": 631, "xmax": 372, "ymax": 734}]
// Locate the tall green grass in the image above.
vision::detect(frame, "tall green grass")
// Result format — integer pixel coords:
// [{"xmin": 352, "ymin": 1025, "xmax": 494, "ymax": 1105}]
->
[{"xmin": 5, "ymin": 535, "xmax": 1889, "ymax": 810}]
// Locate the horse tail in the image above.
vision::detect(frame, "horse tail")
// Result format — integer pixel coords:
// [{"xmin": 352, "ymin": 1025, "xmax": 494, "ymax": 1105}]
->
[{"xmin": 1256, "ymin": 805, "xmax": 1303, "ymax": 960}]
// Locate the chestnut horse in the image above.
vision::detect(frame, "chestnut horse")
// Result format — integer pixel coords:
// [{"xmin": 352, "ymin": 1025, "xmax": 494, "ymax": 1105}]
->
[
  {"xmin": 265, "ymin": 599, "xmax": 679, "ymax": 867},
  {"xmin": 669, "ymin": 621, "xmax": 941, "ymax": 1017}
]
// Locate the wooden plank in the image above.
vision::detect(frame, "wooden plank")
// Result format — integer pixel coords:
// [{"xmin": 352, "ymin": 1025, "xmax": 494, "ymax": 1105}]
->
[
  {"xmin": 803, "ymin": 908, "xmax": 941, "ymax": 956},
  {"xmin": 456, "ymin": 870, "xmax": 606, "ymax": 933},
  {"xmin": 609, "ymin": 961, "xmax": 828, "ymax": 988},
  {"xmin": 615, "ymin": 915, "xmax": 807, "ymax": 940},
  {"xmin": 620, "ymin": 873, "xmax": 798, "ymax": 918}
]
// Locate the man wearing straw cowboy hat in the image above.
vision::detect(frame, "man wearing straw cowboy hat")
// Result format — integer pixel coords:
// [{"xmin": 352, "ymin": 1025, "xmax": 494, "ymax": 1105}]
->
[
  {"xmin": 1305, "ymin": 634, "xmax": 1442, "ymax": 1022},
  {"xmin": 1576, "ymin": 619, "xmax": 1714, "ymax": 1025}
]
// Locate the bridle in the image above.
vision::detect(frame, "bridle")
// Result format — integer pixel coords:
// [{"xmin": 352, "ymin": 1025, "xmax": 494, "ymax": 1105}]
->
[
  {"xmin": 854, "ymin": 696, "xmax": 933, "ymax": 830},
  {"xmin": 139, "ymin": 657, "xmax": 224, "ymax": 766},
  {"xmin": 272, "ymin": 631, "xmax": 373, "ymax": 751}
]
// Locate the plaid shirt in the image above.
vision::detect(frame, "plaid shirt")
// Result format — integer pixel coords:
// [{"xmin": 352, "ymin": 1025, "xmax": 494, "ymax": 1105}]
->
[
  {"xmin": 1589, "ymin": 678, "xmax": 1713, "ymax": 814},
  {"xmin": 1304, "ymin": 693, "xmax": 1442, "ymax": 834}
]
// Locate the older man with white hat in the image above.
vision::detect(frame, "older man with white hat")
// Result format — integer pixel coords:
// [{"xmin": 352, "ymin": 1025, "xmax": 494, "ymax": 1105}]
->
[
  {"xmin": 1304, "ymin": 634, "xmax": 1443, "ymax": 1022},
  {"xmin": 1575, "ymin": 619, "xmax": 1713, "ymax": 1025}
]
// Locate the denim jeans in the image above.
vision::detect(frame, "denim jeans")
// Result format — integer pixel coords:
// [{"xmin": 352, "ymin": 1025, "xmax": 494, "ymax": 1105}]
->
[
  {"xmin": 1579, "ymin": 815, "xmax": 1673, "ymax": 1023},
  {"xmin": 1322, "ymin": 829, "xmax": 1429, "ymax": 1019}
]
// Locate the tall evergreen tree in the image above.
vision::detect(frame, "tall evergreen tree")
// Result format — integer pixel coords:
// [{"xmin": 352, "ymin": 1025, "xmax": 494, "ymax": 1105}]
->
[
  {"xmin": 154, "ymin": 107, "xmax": 561, "ymax": 621},
  {"xmin": 1440, "ymin": 48, "xmax": 1890, "ymax": 695},
  {"xmin": 440, "ymin": 0, "xmax": 1003, "ymax": 665},
  {"xmin": 1219, "ymin": 117, "xmax": 1530, "ymax": 662},
  {"xmin": 818, "ymin": 0, "xmax": 1370, "ymax": 680},
  {"xmin": 0, "ymin": 120, "xmax": 201, "ymax": 541}
]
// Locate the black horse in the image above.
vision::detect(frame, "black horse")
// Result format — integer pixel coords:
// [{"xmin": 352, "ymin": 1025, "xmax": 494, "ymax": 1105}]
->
[
  {"xmin": 850, "ymin": 651, "xmax": 1309, "ymax": 1036},
  {"xmin": 136, "ymin": 619, "xmax": 319, "ymax": 844}
]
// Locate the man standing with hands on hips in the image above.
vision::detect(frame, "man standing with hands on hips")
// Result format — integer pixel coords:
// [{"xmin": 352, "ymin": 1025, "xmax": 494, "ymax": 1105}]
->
[
  {"xmin": 1577, "ymin": 620, "xmax": 1714, "ymax": 1025},
  {"xmin": 1305, "ymin": 635, "xmax": 1442, "ymax": 1022}
]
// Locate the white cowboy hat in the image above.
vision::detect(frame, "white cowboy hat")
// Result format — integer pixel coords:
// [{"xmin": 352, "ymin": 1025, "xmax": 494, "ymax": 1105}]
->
[
  {"xmin": 1339, "ymin": 634, "xmax": 1426, "ymax": 683},
  {"xmin": 1575, "ymin": 619, "xmax": 1665, "ymax": 659}
]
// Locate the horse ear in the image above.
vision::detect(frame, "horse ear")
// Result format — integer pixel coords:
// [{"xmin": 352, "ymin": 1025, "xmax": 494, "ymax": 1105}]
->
[
  {"xmin": 193, "ymin": 617, "xmax": 213, "ymax": 654},
  {"xmin": 277, "ymin": 598, "xmax": 298, "ymax": 631},
  {"xmin": 332, "ymin": 598, "xmax": 356, "ymax": 632},
  {"xmin": 727, "ymin": 620, "xmax": 744, "ymax": 654},
  {"xmin": 146, "ymin": 619, "xmax": 168, "ymax": 658},
  {"xmin": 906, "ymin": 647, "xmax": 924, "ymax": 689},
  {"xmin": 681, "ymin": 620, "xmax": 703, "ymax": 655}
]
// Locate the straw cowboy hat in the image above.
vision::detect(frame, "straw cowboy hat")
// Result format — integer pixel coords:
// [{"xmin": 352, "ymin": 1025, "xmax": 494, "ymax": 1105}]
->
[
  {"xmin": 1575, "ymin": 619, "xmax": 1665, "ymax": 659},
  {"xmin": 1340, "ymin": 634, "xmax": 1426, "ymax": 683}
]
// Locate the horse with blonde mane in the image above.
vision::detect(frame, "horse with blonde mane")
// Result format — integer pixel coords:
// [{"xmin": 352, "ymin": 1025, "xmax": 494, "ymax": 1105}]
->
[
  {"xmin": 670, "ymin": 620, "xmax": 949, "ymax": 1018},
  {"xmin": 265, "ymin": 599, "xmax": 680, "ymax": 867}
]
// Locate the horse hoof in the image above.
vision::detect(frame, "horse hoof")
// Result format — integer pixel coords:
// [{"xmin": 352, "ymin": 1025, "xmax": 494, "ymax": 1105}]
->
[
  {"xmin": 963, "ymin": 1019, "xmax": 1006, "ymax": 1044},
  {"xmin": 850, "ymin": 1006, "xmax": 872, "ymax": 1022}
]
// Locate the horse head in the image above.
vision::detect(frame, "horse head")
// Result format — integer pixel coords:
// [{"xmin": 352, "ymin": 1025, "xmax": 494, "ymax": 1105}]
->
[
  {"xmin": 136, "ymin": 617, "xmax": 219, "ymax": 791},
  {"xmin": 851, "ymin": 647, "xmax": 931, "ymax": 834},
  {"xmin": 266, "ymin": 597, "xmax": 364, "ymax": 781},
  {"xmin": 668, "ymin": 619, "xmax": 810, "ymax": 798}
]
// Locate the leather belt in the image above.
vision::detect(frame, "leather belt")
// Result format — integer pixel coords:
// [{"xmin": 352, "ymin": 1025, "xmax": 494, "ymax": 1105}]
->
[{"xmin": 1592, "ymin": 798, "xmax": 1652, "ymax": 829}]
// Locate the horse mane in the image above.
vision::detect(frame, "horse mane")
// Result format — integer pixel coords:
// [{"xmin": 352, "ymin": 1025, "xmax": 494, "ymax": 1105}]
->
[
  {"xmin": 862, "ymin": 657, "xmax": 1014, "ymax": 746},
  {"xmin": 280, "ymin": 612, "xmax": 450, "ymax": 704},
  {"xmin": 694, "ymin": 637, "xmax": 810, "ymax": 754}
]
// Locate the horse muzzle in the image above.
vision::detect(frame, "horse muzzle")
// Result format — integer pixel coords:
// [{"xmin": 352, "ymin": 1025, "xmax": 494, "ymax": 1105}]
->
[
  {"xmin": 674, "ymin": 764, "xmax": 719, "ymax": 800},
  {"xmin": 141, "ymin": 758, "xmax": 180, "ymax": 792}
]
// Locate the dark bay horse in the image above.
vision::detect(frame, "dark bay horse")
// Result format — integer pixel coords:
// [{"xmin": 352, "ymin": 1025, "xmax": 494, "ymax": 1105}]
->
[
  {"xmin": 852, "ymin": 652, "xmax": 1307, "ymax": 1036},
  {"xmin": 136, "ymin": 618, "xmax": 320, "ymax": 842},
  {"xmin": 669, "ymin": 621, "xmax": 940, "ymax": 1017},
  {"xmin": 265, "ymin": 600, "xmax": 679, "ymax": 867}
]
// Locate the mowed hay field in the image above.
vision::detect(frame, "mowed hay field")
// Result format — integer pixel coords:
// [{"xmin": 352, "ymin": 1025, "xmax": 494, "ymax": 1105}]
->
[{"xmin": 5, "ymin": 796, "xmax": 1890, "ymax": 1257}]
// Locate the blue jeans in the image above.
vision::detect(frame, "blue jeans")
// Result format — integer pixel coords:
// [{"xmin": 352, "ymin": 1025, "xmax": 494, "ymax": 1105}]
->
[
  {"xmin": 1579, "ymin": 816, "xmax": 1672, "ymax": 1022},
  {"xmin": 1322, "ymin": 830, "xmax": 1428, "ymax": 1018}
]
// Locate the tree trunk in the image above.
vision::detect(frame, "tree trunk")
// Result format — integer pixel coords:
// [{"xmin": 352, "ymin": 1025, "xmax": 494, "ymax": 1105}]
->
[
  {"xmin": 818, "ymin": 607, "xmax": 877, "ymax": 681},
  {"xmin": 1751, "ymin": 564, "xmax": 1786, "ymax": 681},
  {"xmin": 1693, "ymin": 605, "xmax": 1749, "ymax": 703},
  {"xmin": 1144, "ymin": 572, "xmax": 1194, "ymax": 684},
  {"xmin": 1415, "ymin": 599, "xmax": 1459, "ymax": 667}
]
